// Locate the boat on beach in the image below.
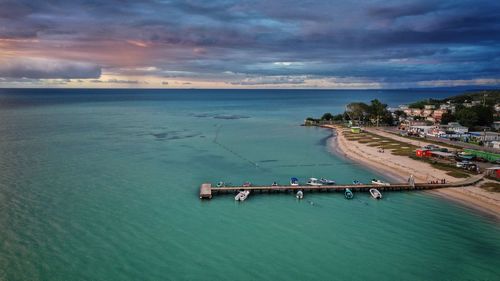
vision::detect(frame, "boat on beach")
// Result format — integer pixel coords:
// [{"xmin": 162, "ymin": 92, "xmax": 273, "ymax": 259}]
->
[
  {"xmin": 344, "ymin": 188, "xmax": 354, "ymax": 199},
  {"xmin": 369, "ymin": 188, "xmax": 382, "ymax": 199},
  {"xmin": 235, "ymin": 190, "xmax": 250, "ymax": 201},
  {"xmin": 307, "ymin": 178, "xmax": 323, "ymax": 186},
  {"xmin": 371, "ymin": 179, "xmax": 390, "ymax": 186},
  {"xmin": 319, "ymin": 178, "xmax": 336, "ymax": 185},
  {"xmin": 290, "ymin": 177, "xmax": 299, "ymax": 186},
  {"xmin": 296, "ymin": 190, "xmax": 304, "ymax": 199}
]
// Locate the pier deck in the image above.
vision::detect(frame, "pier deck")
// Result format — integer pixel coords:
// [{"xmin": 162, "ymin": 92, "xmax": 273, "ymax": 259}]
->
[{"xmin": 199, "ymin": 175, "xmax": 483, "ymax": 199}]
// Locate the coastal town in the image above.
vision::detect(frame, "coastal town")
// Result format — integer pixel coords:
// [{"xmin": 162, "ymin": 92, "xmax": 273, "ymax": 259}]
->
[{"xmin": 305, "ymin": 90, "xmax": 500, "ymax": 217}]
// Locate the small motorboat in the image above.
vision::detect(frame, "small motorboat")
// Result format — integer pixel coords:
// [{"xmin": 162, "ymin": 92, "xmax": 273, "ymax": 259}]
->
[
  {"xmin": 239, "ymin": 190, "xmax": 250, "ymax": 201},
  {"xmin": 371, "ymin": 179, "xmax": 390, "ymax": 186},
  {"xmin": 235, "ymin": 190, "xmax": 250, "ymax": 201},
  {"xmin": 352, "ymin": 180, "xmax": 362, "ymax": 185},
  {"xmin": 319, "ymin": 178, "xmax": 336, "ymax": 185},
  {"xmin": 290, "ymin": 177, "xmax": 299, "ymax": 186},
  {"xmin": 216, "ymin": 181, "xmax": 225, "ymax": 187},
  {"xmin": 296, "ymin": 190, "xmax": 304, "ymax": 199},
  {"xmin": 307, "ymin": 178, "xmax": 323, "ymax": 186},
  {"xmin": 369, "ymin": 188, "xmax": 382, "ymax": 199},
  {"xmin": 344, "ymin": 188, "xmax": 354, "ymax": 199},
  {"xmin": 242, "ymin": 182, "xmax": 252, "ymax": 187},
  {"xmin": 234, "ymin": 192, "xmax": 242, "ymax": 201},
  {"xmin": 271, "ymin": 181, "xmax": 278, "ymax": 186}
]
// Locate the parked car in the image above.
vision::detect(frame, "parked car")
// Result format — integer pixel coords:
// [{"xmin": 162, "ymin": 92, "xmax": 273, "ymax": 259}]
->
[
  {"xmin": 456, "ymin": 161, "xmax": 471, "ymax": 168},
  {"xmin": 424, "ymin": 144, "xmax": 440, "ymax": 150}
]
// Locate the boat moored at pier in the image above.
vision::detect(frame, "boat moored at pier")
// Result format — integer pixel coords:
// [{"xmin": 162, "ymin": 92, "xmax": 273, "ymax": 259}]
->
[
  {"xmin": 307, "ymin": 178, "xmax": 323, "ymax": 186},
  {"xmin": 235, "ymin": 190, "xmax": 250, "ymax": 201},
  {"xmin": 369, "ymin": 188, "xmax": 382, "ymax": 199},
  {"xmin": 296, "ymin": 190, "xmax": 304, "ymax": 199},
  {"xmin": 319, "ymin": 178, "xmax": 336, "ymax": 185},
  {"xmin": 345, "ymin": 188, "xmax": 354, "ymax": 199},
  {"xmin": 371, "ymin": 179, "xmax": 390, "ymax": 186}
]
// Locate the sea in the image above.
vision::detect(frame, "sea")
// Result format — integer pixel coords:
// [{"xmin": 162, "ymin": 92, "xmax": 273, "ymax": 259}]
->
[{"xmin": 0, "ymin": 89, "xmax": 499, "ymax": 281}]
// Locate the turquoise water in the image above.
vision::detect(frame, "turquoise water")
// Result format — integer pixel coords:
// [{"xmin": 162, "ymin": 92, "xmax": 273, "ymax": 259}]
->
[{"xmin": 0, "ymin": 89, "xmax": 499, "ymax": 281}]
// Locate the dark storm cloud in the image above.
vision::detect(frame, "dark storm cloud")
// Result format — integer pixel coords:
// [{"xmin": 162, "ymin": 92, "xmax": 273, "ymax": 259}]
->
[{"xmin": 0, "ymin": 0, "xmax": 499, "ymax": 86}]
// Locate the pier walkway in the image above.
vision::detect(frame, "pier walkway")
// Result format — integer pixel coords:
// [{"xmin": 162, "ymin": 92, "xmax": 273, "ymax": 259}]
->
[{"xmin": 199, "ymin": 175, "xmax": 483, "ymax": 199}]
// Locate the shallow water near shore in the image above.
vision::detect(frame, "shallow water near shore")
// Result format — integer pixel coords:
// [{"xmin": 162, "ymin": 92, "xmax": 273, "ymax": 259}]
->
[{"xmin": 0, "ymin": 89, "xmax": 499, "ymax": 280}]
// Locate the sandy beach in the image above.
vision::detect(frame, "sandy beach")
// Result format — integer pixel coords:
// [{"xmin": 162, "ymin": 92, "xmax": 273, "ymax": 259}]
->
[{"xmin": 323, "ymin": 125, "xmax": 500, "ymax": 220}]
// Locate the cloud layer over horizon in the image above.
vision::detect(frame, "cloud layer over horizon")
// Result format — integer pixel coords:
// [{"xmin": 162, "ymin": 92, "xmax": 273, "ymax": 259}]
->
[{"xmin": 0, "ymin": 0, "xmax": 499, "ymax": 88}]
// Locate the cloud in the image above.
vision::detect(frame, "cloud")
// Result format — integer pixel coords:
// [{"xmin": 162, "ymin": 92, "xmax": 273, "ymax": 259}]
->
[
  {"xmin": 0, "ymin": 58, "xmax": 101, "ymax": 79},
  {"xmin": 229, "ymin": 75, "xmax": 307, "ymax": 85},
  {"xmin": 0, "ymin": 0, "xmax": 499, "ymax": 88},
  {"xmin": 90, "ymin": 79, "xmax": 143, "ymax": 84}
]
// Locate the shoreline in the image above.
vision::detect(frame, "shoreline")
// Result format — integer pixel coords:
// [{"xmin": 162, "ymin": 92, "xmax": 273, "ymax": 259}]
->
[{"xmin": 322, "ymin": 125, "xmax": 500, "ymax": 221}]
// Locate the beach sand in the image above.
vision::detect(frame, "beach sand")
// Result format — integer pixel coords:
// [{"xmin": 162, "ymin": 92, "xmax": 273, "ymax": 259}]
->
[{"xmin": 324, "ymin": 125, "xmax": 500, "ymax": 221}]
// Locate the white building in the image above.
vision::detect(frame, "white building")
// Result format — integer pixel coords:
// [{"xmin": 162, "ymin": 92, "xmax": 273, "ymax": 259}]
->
[
  {"xmin": 493, "ymin": 121, "xmax": 500, "ymax": 131},
  {"xmin": 441, "ymin": 122, "xmax": 469, "ymax": 134}
]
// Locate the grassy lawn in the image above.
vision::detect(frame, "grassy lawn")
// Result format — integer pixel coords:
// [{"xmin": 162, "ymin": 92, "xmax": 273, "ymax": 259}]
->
[
  {"xmin": 480, "ymin": 182, "xmax": 500, "ymax": 192},
  {"xmin": 343, "ymin": 129, "xmax": 472, "ymax": 178}
]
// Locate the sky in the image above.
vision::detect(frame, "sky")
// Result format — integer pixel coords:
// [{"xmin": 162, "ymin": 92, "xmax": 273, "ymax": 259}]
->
[{"xmin": 0, "ymin": 0, "xmax": 499, "ymax": 89}]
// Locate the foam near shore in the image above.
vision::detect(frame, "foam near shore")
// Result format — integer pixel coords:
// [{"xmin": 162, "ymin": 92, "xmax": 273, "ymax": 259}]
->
[{"xmin": 324, "ymin": 125, "xmax": 500, "ymax": 221}]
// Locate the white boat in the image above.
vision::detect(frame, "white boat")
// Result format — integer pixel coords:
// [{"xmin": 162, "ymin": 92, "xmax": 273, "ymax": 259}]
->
[
  {"xmin": 307, "ymin": 178, "xmax": 323, "ymax": 186},
  {"xmin": 371, "ymin": 179, "xmax": 390, "ymax": 186},
  {"xmin": 234, "ymin": 192, "xmax": 243, "ymax": 201},
  {"xmin": 369, "ymin": 188, "xmax": 382, "ymax": 199},
  {"xmin": 290, "ymin": 177, "xmax": 299, "ymax": 186},
  {"xmin": 235, "ymin": 190, "xmax": 250, "ymax": 201},
  {"xmin": 296, "ymin": 190, "xmax": 304, "ymax": 199},
  {"xmin": 319, "ymin": 178, "xmax": 336, "ymax": 185},
  {"xmin": 239, "ymin": 190, "xmax": 250, "ymax": 201}
]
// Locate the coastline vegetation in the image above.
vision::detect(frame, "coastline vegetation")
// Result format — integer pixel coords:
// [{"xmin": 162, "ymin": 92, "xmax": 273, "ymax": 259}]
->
[{"xmin": 306, "ymin": 99, "xmax": 393, "ymax": 126}]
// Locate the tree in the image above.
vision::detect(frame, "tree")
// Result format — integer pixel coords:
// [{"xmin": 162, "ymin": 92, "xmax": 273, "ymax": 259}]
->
[
  {"xmin": 455, "ymin": 108, "xmax": 478, "ymax": 128},
  {"xmin": 346, "ymin": 102, "xmax": 370, "ymax": 124},
  {"xmin": 472, "ymin": 105, "xmax": 494, "ymax": 126},
  {"xmin": 440, "ymin": 112, "xmax": 456, "ymax": 125},
  {"xmin": 320, "ymin": 112, "xmax": 334, "ymax": 121},
  {"xmin": 369, "ymin": 99, "xmax": 388, "ymax": 127},
  {"xmin": 332, "ymin": 114, "xmax": 344, "ymax": 121}
]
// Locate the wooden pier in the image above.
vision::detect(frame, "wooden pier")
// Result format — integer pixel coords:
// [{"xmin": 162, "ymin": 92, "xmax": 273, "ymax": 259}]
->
[{"xmin": 199, "ymin": 175, "xmax": 483, "ymax": 199}]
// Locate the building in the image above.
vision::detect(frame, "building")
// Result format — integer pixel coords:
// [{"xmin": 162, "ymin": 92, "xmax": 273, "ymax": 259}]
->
[
  {"xmin": 350, "ymin": 127, "xmax": 361, "ymax": 134},
  {"xmin": 443, "ymin": 122, "xmax": 469, "ymax": 134},
  {"xmin": 493, "ymin": 121, "xmax": 500, "ymax": 131},
  {"xmin": 431, "ymin": 109, "xmax": 447, "ymax": 122},
  {"xmin": 408, "ymin": 125, "xmax": 434, "ymax": 136},
  {"xmin": 469, "ymin": 131, "xmax": 500, "ymax": 142},
  {"xmin": 485, "ymin": 167, "xmax": 500, "ymax": 179},
  {"xmin": 422, "ymin": 109, "xmax": 433, "ymax": 117},
  {"xmin": 488, "ymin": 141, "xmax": 500, "ymax": 149},
  {"xmin": 424, "ymin": 105, "xmax": 435, "ymax": 110},
  {"xmin": 440, "ymin": 103, "xmax": 456, "ymax": 113}
]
